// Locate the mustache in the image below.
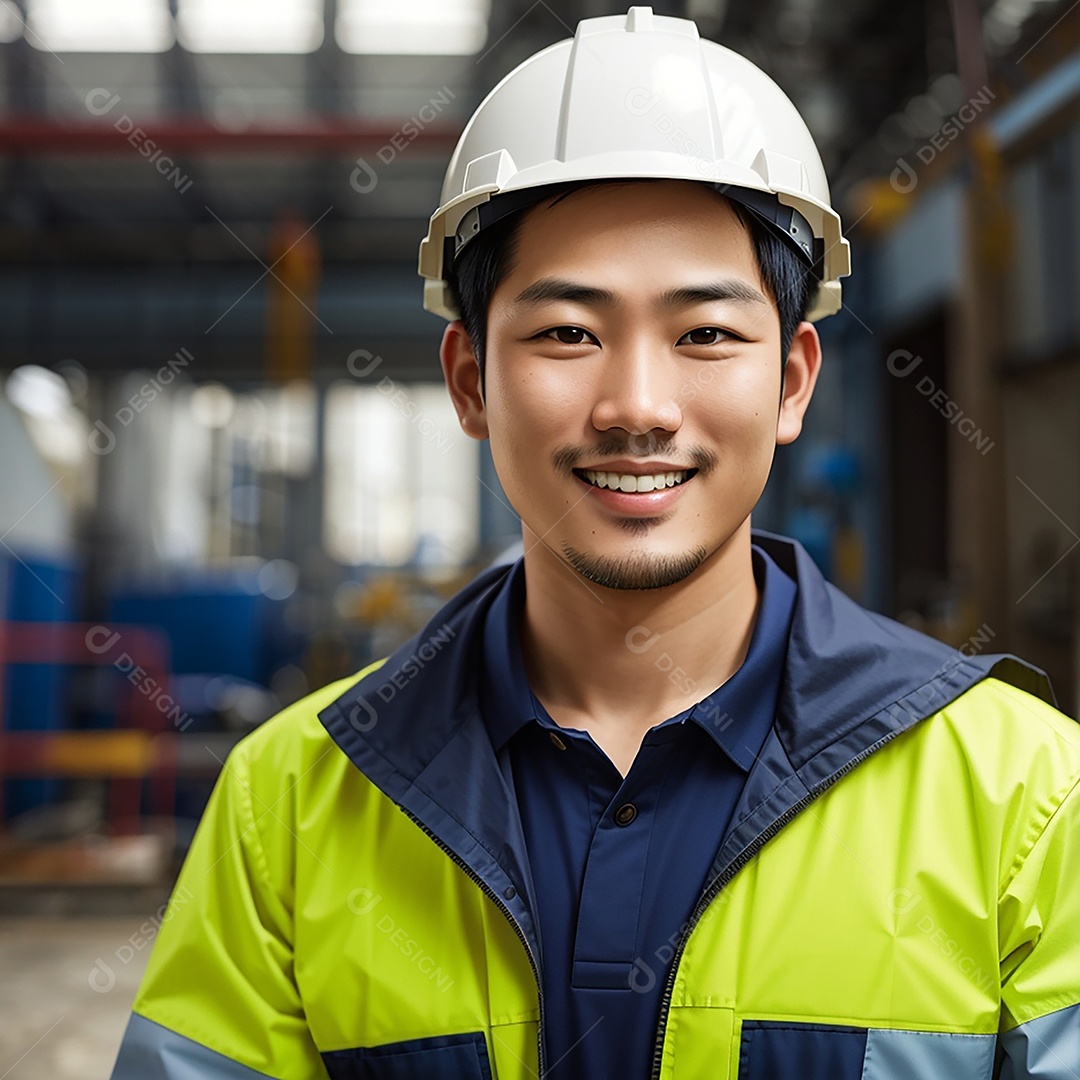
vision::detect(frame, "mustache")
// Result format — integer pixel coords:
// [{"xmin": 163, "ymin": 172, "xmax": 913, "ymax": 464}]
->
[{"xmin": 553, "ymin": 441, "xmax": 716, "ymax": 475}]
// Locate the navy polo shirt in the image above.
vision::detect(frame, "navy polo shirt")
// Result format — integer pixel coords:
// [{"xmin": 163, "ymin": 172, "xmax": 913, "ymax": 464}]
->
[{"xmin": 480, "ymin": 542, "xmax": 798, "ymax": 1080}]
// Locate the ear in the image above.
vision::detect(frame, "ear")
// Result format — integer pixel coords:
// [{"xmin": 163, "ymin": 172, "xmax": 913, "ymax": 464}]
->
[
  {"xmin": 776, "ymin": 320, "xmax": 822, "ymax": 446},
  {"xmin": 439, "ymin": 320, "xmax": 489, "ymax": 440}
]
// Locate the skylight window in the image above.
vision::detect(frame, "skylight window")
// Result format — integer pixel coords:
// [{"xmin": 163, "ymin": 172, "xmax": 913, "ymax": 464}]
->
[
  {"xmin": 336, "ymin": 0, "xmax": 489, "ymax": 55},
  {"xmin": 324, "ymin": 382, "xmax": 479, "ymax": 567},
  {"xmin": 178, "ymin": 0, "xmax": 323, "ymax": 53},
  {"xmin": 0, "ymin": 4, "xmax": 23, "ymax": 44},
  {"xmin": 26, "ymin": 0, "xmax": 173, "ymax": 52}
]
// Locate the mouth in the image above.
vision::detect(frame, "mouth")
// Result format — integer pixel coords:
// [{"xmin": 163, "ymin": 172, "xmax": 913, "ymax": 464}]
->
[{"xmin": 572, "ymin": 467, "xmax": 698, "ymax": 493}]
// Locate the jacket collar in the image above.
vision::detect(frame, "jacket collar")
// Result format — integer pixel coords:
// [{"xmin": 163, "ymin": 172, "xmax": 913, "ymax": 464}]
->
[
  {"xmin": 479, "ymin": 541, "xmax": 797, "ymax": 770},
  {"xmin": 318, "ymin": 529, "xmax": 1057, "ymax": 954}
]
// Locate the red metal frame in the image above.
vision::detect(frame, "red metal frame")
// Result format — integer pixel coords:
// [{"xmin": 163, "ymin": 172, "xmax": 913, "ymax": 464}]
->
[
  {"xmin": 0, "ymin": 117, "xmax": 461, "ymax": 154},
  {"xmin": 0, "ymin": 621, "xmax": 179, "ymax": 835}
]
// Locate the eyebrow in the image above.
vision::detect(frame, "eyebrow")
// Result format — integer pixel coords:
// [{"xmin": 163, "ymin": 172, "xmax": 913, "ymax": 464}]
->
[{"xmin": 509, "ymin": 276, "xmax": 769, "ymax": 311}]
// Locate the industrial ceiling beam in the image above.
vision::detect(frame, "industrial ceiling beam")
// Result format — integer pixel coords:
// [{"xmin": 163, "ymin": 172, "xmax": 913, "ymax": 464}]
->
[{"xmin": 0, "ymin": 118, "xmax": 462, "ymax": 154}]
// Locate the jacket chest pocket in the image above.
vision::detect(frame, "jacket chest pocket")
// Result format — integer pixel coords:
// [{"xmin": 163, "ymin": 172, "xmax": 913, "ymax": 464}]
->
[{"xmin": 322, "ymin": 1031, "xmax": 494, "ymax": 1079}]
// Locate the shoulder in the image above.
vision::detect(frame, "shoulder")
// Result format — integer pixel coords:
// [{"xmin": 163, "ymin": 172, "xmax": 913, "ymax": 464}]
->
[
  {"xmin": 913, "ymin": 677, "xmax": 1080, "ymax": 854},
  {"xmin": 940, "ymin": 675, "xmax": 1080, "ymax": 759}
]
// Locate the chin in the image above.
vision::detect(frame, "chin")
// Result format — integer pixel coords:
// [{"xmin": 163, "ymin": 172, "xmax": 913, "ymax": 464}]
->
[{"xmin": 557, "ymin": 541, "xmax": 711, "ymax": 591}]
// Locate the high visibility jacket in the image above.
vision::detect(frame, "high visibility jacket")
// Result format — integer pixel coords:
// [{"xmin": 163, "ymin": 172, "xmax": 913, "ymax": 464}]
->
[{"xmin": 110, "ymin": 531, "xmax": 1080, "ymax": 1080}]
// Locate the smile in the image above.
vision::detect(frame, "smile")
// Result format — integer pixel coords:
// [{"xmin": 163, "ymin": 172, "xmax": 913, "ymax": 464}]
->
[{"xmin": 573, "ymin": 468, "xmax": 698, "ymax": 493}]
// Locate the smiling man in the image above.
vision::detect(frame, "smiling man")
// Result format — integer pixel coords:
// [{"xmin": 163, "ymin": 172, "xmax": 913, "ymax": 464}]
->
[
  {"xmin": 110, "ymin": 8, "xmax": 1080, "ymax": 1080},
  {"xmin": 439, "ymin": 176, "xmax": 821, "ymax": 779}
]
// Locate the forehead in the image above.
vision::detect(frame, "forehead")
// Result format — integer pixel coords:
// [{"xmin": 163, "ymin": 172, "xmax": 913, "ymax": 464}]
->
[{"xmin": 493, "ymin": 179, "xmax": 763, "ymax": 305}]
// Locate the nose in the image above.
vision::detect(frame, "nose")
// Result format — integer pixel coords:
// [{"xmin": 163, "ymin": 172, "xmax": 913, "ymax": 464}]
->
[{"xmin": 589, "ymin": 335, "xmax": 684, "ymax": 438}]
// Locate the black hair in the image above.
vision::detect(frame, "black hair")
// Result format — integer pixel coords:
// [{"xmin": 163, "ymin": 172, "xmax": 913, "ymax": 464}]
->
[{"xmin": 444, "ymin": 178, "xmax": 816, "ymax": 397}]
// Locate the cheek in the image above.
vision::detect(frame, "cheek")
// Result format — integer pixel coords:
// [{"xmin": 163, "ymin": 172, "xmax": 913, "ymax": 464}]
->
[
  {"xmin": 483, "ymin": 366, "xmax": 569, "ymax": 499},
  {"xmin": 504, "ymin": 360, "xmax": 582, "ymax": 411},
  {"xmin": 696, "ymin": 373, "xmax": 778, "ymax": 445},
  {"xmin": 488, "ymin": 360, "xmax": 582, "ymax": 442}
]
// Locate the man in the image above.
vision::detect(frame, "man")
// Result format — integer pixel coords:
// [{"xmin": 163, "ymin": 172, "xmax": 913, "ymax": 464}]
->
[{"xmin": 111, "ymin": 8, "xmax": 1080, "ymax": 1079}]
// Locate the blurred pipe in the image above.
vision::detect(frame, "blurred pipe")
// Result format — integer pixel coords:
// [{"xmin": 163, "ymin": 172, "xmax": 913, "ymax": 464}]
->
[
  {"xmin": 265, "ymin": 212, "xmax": 321, "ymax": 383},
  {"xmin": 948, "ymin": 0, "xmax": 990, "ymax": 101},
  {"xmin": 0, "ymin": 117, "xmax": 461, "ymax": 154},
  {"xmin": 989, "ymin": 52, "xmax": 1080, "ymax": 147}
]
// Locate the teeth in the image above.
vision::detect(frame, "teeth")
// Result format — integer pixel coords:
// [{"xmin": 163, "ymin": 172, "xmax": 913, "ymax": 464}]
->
[{"xmin": 582, "ymin": 469, "xmax": 690, "ymax": 492}]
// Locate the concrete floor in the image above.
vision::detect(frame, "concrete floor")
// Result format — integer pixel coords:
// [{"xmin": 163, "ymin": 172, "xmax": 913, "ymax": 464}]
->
[{"xmin": 0, "ymin": 918, "xmax": 151, "ymax": 1080}]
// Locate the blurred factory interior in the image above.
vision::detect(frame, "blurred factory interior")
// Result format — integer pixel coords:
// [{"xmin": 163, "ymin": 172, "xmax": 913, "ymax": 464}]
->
[{"xmin": 1, "ymin": 0, "xmax": 1079, "ymax": 1074}]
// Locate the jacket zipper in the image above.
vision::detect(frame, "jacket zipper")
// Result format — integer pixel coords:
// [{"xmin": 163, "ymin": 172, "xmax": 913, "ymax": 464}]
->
[
  {"xmin": 397, "ymin": 805, "xmax": 547, "ymax": 1080},
  {"xmin": 647, "ymin": 725, "xmax": 907, "ymax": 1080}
]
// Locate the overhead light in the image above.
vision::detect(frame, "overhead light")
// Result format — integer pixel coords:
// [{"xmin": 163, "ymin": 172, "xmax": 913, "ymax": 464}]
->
[
  {"xmin": 5, "ymin": 365, "xmax": 72, "ymax": 420},
  {"xmin": 178, "ymin": 0, "xmax": 323, "ymax": 53},
  {"xmin": 336, "ymin": 0, "xmax": 489, "ymax": 55},
  {"xmin": 26, "ymin": 0, "xmax": 173, "ymax": 52},
  {"xmin": 191, "ymin": 383, "xmax": 236, "ymax": 428}
]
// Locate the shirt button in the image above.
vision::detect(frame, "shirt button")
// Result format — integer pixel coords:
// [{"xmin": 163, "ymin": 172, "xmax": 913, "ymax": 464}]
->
[
  {"xmin": 504, "ymin": 886, "xmax": 516, "ymax": 900},
  {"xmin": 614, "ymin": 803, "xmax": 637, "ymax": 826},
  {"xmin": 548, "ymin": 732, "xmax": 567, "ymax": 750}
]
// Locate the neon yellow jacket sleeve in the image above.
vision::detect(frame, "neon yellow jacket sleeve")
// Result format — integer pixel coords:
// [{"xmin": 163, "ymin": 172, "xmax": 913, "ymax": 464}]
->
[
  {"xmin": 998, "ymin": 746, "xmax": 1080, "ymax": 1076},
  {"xmin": 112, "ymin": 737, "xmax": 327, "ymax": 1079}
]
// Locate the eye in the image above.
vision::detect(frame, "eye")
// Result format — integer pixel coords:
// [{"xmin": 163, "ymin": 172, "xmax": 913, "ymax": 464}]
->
[
  {"xmin": 535, "ymin": 325, "xmax": 597, "ymax": 346},
  {"xmin": 678, "ymin": 326, "xmax": 739, "ymax": 346}
]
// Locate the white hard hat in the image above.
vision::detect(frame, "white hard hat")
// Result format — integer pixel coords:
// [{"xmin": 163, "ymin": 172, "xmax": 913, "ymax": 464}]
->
[{"xmin": 418, "ymin": 5, "xmax": 850, "ymax": 323}]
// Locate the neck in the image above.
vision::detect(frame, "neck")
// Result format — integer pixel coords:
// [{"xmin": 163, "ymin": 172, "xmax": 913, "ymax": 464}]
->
[{"xmin": 517, "ymin": 519, "xmax": 761, "ymax": 730}]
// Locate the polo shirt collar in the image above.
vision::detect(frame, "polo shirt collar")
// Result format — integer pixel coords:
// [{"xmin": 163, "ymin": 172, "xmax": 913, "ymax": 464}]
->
[{"xmin": 480, "ymin": 543, "xmax": 798, "ymax": 772}]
